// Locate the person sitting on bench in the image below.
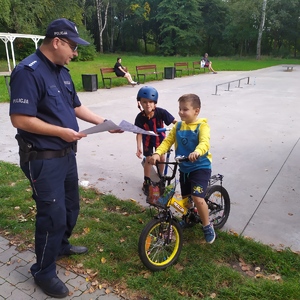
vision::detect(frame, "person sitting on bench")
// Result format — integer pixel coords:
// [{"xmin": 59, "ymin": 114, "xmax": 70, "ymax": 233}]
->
[
  {"xmin": 114, "ymin": 57, "xmax": 137, "ymax": 86},
  {"xmin": 202, "ymin": 53, "xmax": 217, "ymax": 74}
]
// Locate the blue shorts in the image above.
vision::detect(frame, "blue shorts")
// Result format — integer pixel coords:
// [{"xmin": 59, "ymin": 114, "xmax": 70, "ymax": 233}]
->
[{"xmin": 179, "ymin": 169, "xmax": 211, "ymax": 198}]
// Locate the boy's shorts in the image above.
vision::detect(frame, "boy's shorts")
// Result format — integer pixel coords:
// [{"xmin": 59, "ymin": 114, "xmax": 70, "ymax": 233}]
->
[
  {"xmin": 179, "ymin": 169, "xmax": 211, "ymax": 198},
  {"xmin": 143, "ymin": 146, "xmax": 156, "ymax": 157}
]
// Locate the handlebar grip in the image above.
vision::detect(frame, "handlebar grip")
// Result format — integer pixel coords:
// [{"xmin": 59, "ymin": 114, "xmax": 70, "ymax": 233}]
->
[
  {"xmin": 175, "ymin": 155, "xmax": 190, "ymax": 162},
  {"xmin": 156, "ymin": 128, "xmax": 166, "ymax": 133}
]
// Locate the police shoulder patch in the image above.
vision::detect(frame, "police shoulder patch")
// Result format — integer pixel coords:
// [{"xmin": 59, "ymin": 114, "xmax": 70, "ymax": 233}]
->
[
  {"xmin": 22, "ymin": 53, "xmax": 40, "ymax": 71},
  {"xmin": 24, "ymin": 59, "xmax": 39, "ymax": 71}
]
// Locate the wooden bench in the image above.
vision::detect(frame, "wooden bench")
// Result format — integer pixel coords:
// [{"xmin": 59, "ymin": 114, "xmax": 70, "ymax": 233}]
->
[
  {"xmin": 135, "ymin": 65, "xmax": 163, "ymax": 83},
  {"xmin": 100, "ymin": 67, "xmax": 136, "ymax": 89},
  {"xmin": 282, "ymin": 65, "xmax": 294, "ymax": 72},
  {"xmin": 100, "ymin": 67, "xmax": 121, "ymax": 89},
  {"xmin": 192, "ymin": 61, "xmax": 206, "ymax": 74},
  {"xmin": 174, "ymin": 62, "xmax": 194, "ymax": 77}
]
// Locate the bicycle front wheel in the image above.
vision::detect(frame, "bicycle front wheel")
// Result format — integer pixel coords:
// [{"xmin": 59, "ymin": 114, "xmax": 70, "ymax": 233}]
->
[
  {"xmin": 138, "ymin": 218, "xmax": 183, "ymax": 271},
  {"xmin": 206, "ymin": 185, "xmax": 230, "ymax": 229}
]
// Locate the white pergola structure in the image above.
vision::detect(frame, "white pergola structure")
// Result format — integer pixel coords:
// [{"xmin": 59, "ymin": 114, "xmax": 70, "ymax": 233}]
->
[
  {"xmin": 0, "ymin": 32, "xmax": 45, "ymax": 72},
  {"xmin": 0, "ymin": 33, "xmax": 44, "ymax": 96}
]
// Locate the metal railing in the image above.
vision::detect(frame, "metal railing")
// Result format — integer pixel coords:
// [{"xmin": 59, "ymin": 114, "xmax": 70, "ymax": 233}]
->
[{"xmin": 213, "ymin": 76, "xmax": 250, "ymax": 95}]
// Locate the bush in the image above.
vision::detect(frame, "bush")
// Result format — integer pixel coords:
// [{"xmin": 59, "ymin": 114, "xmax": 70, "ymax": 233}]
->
[{"xmin": 73, "ymin": 25, "xmax": 97, "ymax": 61}]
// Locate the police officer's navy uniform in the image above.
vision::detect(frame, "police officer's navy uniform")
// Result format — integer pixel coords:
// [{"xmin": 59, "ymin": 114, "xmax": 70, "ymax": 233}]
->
[{"xmin": 10, "ymin": 48, "xmax": 81, "ymax": 281}]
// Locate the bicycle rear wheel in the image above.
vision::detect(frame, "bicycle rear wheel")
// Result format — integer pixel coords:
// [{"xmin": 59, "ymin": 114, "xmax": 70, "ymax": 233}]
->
[
  {"xmin": 138, "ymin": 218, "xmax": 183, "ymax": 271},
  {"xmin": 206, "ymin": 185, "xmax": 230, "ymax": 229}
]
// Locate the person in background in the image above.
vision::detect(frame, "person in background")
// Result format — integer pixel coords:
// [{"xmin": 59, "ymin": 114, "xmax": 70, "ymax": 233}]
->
[
  {"xmin": 150, "ymin": 93, "xmax": 216, "ymax": 244},
  {"xmin": 9, "ymin": 18, "xmax": 121, "ymax": 298},
  {"xmin": 114, "ymin": 57, "xmax": 138, "ymax": 86},
  {"xmin": 134, "ymin": 86, "xmax": 176, "ymax": 196},
  {"xmin": 201, "ymin": 53, "xmax": 217, "ymax": 74}
]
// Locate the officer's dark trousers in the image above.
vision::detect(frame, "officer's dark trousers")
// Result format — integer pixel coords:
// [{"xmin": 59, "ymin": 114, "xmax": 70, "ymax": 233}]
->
[{"xmin": 21, "ymin": 151, "xmax": 79, "ymax": 280}]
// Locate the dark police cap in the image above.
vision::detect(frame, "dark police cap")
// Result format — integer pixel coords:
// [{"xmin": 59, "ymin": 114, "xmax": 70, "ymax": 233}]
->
[{"xmin": 45, "ymin": 18, "xmax": 89, "ymax": 45}]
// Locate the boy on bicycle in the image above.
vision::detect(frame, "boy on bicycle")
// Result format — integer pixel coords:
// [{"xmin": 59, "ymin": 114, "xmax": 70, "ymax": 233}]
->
[
  {"xmin": 149, "ymin": 93, "xmax": 215, "ymax": 244},
  {"xmin": 134, "ymin": 86, "xmax": 176, "ymax": 196}
]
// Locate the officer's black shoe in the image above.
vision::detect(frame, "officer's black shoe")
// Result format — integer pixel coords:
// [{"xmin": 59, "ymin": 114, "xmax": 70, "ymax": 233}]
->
[
  {"xmin": 67, "ymin": 245, "xmax": 88, "ymax": 255},
  {"xmin": 34, "ymin": 277, "xmax": 69, "ymax": 298},
  {"xmin": 56, "ymin": 245, "xmax": 88, "ymax": 260}
]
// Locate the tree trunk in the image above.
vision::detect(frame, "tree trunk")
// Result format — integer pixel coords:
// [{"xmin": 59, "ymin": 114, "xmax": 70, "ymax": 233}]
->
[
  {"xmin": 95, "ymin": 0, "xmax": 109, "ymax": 53},
  {"xmin": 256, "ymin": 0, "xmax": 267, "ymax": 60},
  {"xmin": 142, "ymin": 31, "xmax": 148, "ymax": 54},
  {"xmin": 109, "ymin": 5, "xmax": 115, "ymax": 52},
  {"xmin": 110, "ymin": 25, "xmax": 115, "ymax": 52}
]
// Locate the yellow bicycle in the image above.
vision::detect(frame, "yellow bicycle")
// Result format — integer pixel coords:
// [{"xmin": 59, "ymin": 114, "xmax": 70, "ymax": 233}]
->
[{"xmin": 138, "ymin": 156, "xmax": 230, "ymax": 271}]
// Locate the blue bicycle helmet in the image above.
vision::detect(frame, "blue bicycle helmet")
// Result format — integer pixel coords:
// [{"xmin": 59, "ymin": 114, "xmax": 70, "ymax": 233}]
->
[{"xmin": 137, "ymin": 86, "xmax": 158, "ymax": 103}]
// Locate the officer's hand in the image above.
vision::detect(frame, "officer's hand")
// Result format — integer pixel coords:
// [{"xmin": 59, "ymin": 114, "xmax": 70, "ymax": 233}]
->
[
  {"xmin": 108, "ymin": 129, "xmax": 124, "ymax": 133},
  {"xmin": 61, "ymin": 128, "xmax": 87, "ymax": 142}
]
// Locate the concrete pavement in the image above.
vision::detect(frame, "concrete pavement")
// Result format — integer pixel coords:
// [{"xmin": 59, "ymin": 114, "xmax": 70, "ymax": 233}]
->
[
  {"xmin": 0, "ymin": 64, "xmax": 300, "ymax": 298},
  {"xmin": 0, "ymin": 235, "xmax": 120, "ymax": 299}
]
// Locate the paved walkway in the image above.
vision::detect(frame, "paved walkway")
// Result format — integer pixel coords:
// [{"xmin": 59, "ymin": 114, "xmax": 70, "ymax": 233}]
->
[
  {"xmin": 1, "ymin": 65, "xmax": 299, "ymax": 298},
  {"xmin": 0, "ymin": 235, "xmax": 120, "ymax": 299}
]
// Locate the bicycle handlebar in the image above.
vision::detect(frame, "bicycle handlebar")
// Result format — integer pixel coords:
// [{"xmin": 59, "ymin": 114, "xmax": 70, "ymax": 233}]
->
[
  {"xmin": 154, "ymin": 155, "xmax": 189, "ymax": 181},
  {"xmin": 156, "ymin": 127, "xmax": 171, "ymax": 133},
  {"xmin": 174, "ymin": 155, "xmax": 190, "ymax": 163}
]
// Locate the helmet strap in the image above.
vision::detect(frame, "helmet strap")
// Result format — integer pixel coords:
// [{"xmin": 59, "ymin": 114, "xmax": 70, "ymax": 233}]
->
[{"xmin": 137, "ymin": 101, "xmax": 142, "ymax": 111}]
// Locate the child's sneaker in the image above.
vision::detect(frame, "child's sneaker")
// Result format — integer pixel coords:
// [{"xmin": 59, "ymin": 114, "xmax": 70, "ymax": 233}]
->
[
  {"xmin": 142, "ymin": 181, "xmax": 150, "ymax": 196},
  {"xmin": 203, "ymin": 224, "xmax": 216, "ymax": 244}
]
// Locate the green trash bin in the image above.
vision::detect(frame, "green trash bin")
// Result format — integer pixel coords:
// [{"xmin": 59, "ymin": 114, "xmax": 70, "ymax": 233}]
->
[
  {"xmin": 82, "ymin": 74, "xmax": 98, "ymax": 91},
  {"xmin": 164, "ymin": 67, "xmax": 175, "ymax": 79}
]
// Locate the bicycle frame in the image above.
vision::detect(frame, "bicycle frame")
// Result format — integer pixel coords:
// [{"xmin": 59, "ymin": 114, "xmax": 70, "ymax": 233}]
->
[
  {"xmin": 151, "ymin": 177, "xmax": 225, "ymax": 218},
  {"xmin": 150, "ymin": 157, "xmax": 225, "ymax": 219},
  {"xmin": 148, "ymin": 157, "xmax": 191, "ymax": 213}
]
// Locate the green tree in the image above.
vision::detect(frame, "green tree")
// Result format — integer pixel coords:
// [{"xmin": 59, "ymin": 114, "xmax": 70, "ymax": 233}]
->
[
  {"xmin": 223, "ymin": 0, "xmax": 261, "ymax": 56},
  {"xmin": 0, "ymin": 0, "xmax": 11, "ymax": 29},
  {"xmin": 128, "ymin": 1, "xmax": 152, "ymax": 53},
  {"xmin": 199, "ymin": 0, "xmax": 229, "ymax": 55},
  {"xmin": 2, "ymin": 0, "xmax": 299, "ymax": 57},
  {"xmin": 106, "ymin": 0, "xmax": 133, "ymax": 52},
  {"xmin": 0, "ymin": 0, "xmax": 95, "ymax": 60},
  {"xmin": 147, "ymin": 0, "xmax": 162, "ymax": 52},
  {"xmin": 156, "ymin": 0, "xmax": 202, "ymax": 56},
  {"xmin": 266, "ymin": 0, "xmax": 300, "ymax": 57},
  {"xmin": 6, "ymin": 0, "xmax": 84, "ymax": 34}
]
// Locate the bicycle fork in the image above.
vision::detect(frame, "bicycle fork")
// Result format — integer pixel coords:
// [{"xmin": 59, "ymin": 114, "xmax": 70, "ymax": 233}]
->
[{"xmin": 157, "ymin": 212, "xmax": 175, "ymax": 244}]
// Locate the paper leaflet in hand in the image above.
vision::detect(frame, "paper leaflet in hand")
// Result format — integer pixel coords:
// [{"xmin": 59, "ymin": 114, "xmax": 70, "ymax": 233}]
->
[{"xmin": 80, "ymin": 119, "xmax": 157, "ymax": 136}]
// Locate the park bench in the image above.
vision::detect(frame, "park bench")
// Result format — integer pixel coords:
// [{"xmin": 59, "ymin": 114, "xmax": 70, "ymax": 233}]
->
[
  {"xmin": 282, "ymin": 65, "xmax": 294, "ymax": 72},
  {"xmin": 100, "ymin": 67, "xmax": 118, "ymax": 89},
  {"xmin": 174, "ymin": 62, "xmax": 194, "ymax": 77},
  {"xmin": 100, "ymin": 67, "xmax": 122, "ymax": 89},
  {"xmin": 100, "ymin": 67, "xmax": 136, "ymax": 89},
  {"xmin": 135, "ymin": 65, "xmax": 163, "ymax": 83},
  {"xmin": 192, "ymin": 61, "xmax": 206, "ymax": 74}
]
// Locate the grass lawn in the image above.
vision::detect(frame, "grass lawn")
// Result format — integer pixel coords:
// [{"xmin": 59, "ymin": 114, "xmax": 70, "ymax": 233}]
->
[
  {"xmin": 1, "ymin": 160, "xmax": 300, "ymax": 300},
  {"xmin": 1, "ymin": 54, "xmax": 299, "ymax": 103}
]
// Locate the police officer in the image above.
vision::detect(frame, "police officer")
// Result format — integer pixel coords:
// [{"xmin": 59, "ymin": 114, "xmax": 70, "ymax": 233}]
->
[{"xmin": 9, "ymin": 18, "xmax": 120, "ymax": 298}]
